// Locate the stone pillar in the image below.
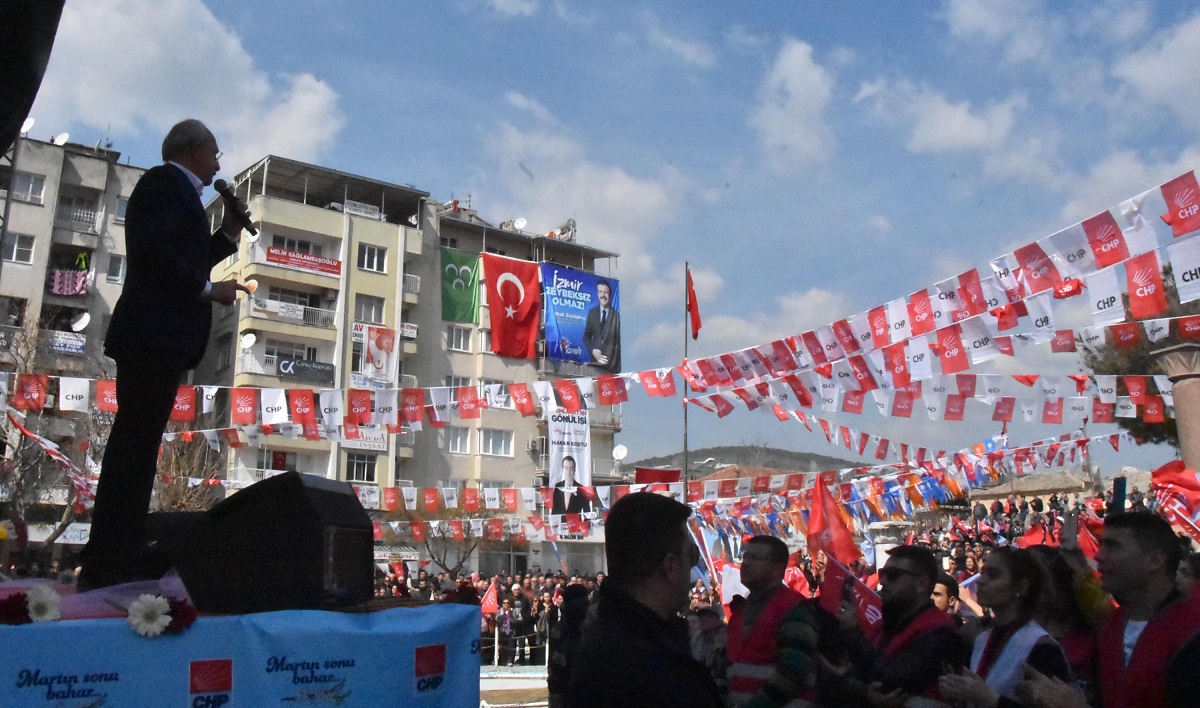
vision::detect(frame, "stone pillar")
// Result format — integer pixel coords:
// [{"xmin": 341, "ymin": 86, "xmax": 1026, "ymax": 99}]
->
[{"xmin": 1152, "ymin": 343, "xmax": 1200, "ymax": 471}]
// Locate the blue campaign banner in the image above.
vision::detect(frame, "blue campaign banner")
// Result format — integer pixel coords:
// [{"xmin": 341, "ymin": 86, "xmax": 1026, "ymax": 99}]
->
[
  {"xmin": 540, "ymin": 263, "xmax": 621, "ymax": 371},
  {"xmin": 0, "ymin": 604, "xmax": 480, "ymax": 706}
]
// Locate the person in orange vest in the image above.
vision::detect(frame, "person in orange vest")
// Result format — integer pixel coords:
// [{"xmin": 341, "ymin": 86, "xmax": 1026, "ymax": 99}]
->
[
  {"xmin": 1019, "ymin": 512, "xmax": 1200, "ymax": 708},
  {"xmin": 726, "ymin": 535, "xmax": 822, "ymax": 707}
]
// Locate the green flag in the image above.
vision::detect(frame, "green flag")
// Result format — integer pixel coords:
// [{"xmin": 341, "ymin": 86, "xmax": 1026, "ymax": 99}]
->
[{"xmin": 441, "ymin": 248, "xmax": 480, "ymax": 323}]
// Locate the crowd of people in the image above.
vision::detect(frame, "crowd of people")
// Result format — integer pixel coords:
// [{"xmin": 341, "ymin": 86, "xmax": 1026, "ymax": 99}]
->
[{"xmin": 557, "ymin": 491, "xmax": 1200, "ymax": 708}]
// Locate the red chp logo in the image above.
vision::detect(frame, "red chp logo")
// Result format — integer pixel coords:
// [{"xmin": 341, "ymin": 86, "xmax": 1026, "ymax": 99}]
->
[
  {"xmin": 414, "ymin": 644, "xmax": 447, "ymax": 693},
  {"xmin": 190, "ymin": 659, "xmax": 233, "ymax": 706}
]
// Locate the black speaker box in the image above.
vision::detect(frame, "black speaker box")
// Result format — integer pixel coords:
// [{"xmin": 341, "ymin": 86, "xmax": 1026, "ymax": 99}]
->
[{"xmin": 174, "ymin": 471, "xmax": 374, "ymax": 614}]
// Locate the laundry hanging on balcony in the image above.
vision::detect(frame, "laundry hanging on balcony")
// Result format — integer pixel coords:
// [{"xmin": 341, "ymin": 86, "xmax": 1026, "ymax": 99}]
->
[{"xmin": 51, "ymin": 269, "xmax": 88, "ymax": 295}]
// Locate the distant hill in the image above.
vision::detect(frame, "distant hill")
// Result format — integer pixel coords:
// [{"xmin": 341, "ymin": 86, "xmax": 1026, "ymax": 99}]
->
[{"xmin": 630, "ymin": 445, "xmax": 859, "ymax": 474}]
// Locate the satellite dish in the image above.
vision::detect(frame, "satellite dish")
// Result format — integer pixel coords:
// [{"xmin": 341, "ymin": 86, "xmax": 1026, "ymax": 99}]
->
[
  {"xmin": 70, "ymin": 312, "xmax": 90, "ymax": 332},
  {"xmin": 613, "ymin": 444, "xmax": 628, "ymax": 461},
  {"xmin": 407, "ymin": 214, "xmax": 419, "ymax": 226},
  {"xmin": 20, "ymin": 117, "xmax": 35, "ymax": 135},
  {"xmin": 240, "ymin": 333, "xmax": 257, "ymax": 351},
  {"xmin": 513, "ymin": 217, "xmax": 527, "ymax": 231},
  {"xmin": 52, "ymin": 132, "xmax": 70, "ymax": 145}
]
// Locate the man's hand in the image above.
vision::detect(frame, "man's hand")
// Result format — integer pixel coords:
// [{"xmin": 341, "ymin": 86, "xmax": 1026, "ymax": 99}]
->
[
  {"xmin": 220, "ymin": 197, "xmax": 251, "ymax": 241},
  {"xmin": 592, "ymin": 349, "xmax": 608, "ymax": 365},
  {"xmin": 207, "ymin": 279, "xmax": 250, "ymax": 306}
]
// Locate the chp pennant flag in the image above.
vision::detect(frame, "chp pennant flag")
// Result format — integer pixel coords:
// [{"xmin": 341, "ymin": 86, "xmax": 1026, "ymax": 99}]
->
[{"xmin": 482, "ymin": 253, "xmax": 541, "ymax": 358}]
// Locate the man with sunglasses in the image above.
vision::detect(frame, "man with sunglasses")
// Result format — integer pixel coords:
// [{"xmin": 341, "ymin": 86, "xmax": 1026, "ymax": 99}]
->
[
  {"xmin": 568, "ymin": 492, "xmax": 721, "ymax": 707},
  {"xmin": 830, "ymin": 545, "xmax": 966, "ymax": 705}
]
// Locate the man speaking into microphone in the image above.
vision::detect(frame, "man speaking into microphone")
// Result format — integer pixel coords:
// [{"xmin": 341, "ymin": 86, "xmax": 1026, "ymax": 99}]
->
[{"xmin": 79, "ymin": 119, "xmax": 250, "ymax": 590}]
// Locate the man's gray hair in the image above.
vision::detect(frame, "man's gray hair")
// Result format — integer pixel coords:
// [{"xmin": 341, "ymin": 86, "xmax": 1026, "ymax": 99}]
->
[{"xmin": 161, "ymin": 119, "xmax": 213, "ymax": 162}]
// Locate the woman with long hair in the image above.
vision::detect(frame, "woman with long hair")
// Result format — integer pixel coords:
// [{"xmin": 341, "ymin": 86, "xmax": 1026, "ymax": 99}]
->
[{"xmin": 939, "ymin": 547, "xmax": 1072, "ymax": 706}]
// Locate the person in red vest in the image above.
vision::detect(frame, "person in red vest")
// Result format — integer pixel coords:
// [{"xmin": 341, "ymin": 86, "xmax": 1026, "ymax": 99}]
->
[
  {"xmin": 1019, "ymin": 512, "xmax": 1200, "ymax": 708},
  {"xmin": 725, "ymin": 535, "xmax": 821, "ymax": 707},
  {"xmin": 830, "ymin": 545, "xmax": 968, "ymax": 705}
]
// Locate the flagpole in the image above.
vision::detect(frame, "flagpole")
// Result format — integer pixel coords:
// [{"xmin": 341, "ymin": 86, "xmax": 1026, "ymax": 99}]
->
[{"xmin": 683, "ymin": 261, "xmax": 690, "ymax": 485}]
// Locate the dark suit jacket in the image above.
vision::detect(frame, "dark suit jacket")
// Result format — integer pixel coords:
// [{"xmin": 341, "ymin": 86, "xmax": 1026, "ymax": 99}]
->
[
  {"xmin": 552, "ymin": 485, "xmax": 593, "ymax": 515},
  {"xmin": 105, "ymin": 164, "xmax": 237, "ymax": 369},
  {"xmin": 583, "ymin": 306, "xmax": 620, "ymax": 372}
]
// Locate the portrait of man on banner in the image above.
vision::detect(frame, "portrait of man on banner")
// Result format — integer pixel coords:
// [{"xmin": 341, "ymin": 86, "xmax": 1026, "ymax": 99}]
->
[
  {"xmin": 540, "ymin": 264, "xmax": 621, "ymax": 372},
  {"xmin": 548, "ymin": 411, "xmax": 592, "ymax": 514}
]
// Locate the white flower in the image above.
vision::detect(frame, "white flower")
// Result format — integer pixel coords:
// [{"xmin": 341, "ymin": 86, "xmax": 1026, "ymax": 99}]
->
[
  {"xmin": 26, "ymin": 586, "xmax": 61, "ymax": 622},
  {"xmin": 126, "ymin": 594, "xmax": 172, "ymax": 637}
]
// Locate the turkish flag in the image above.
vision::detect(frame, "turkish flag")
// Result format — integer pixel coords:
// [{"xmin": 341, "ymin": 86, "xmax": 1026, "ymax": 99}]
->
[
  {"xmin": 1082, "ymin": 211, "xmax": 1130, "ymax": 267},
  {"xmin": 553, "ymin": 379, "xmax": 582, "ymax": 412},
  {"xmin": 1013, "ymin": 242, "xmax": 1062, "ymax": 293},
  {"xmin": 11, "ymin": 374, "xmax": 47, "ymax": 411},
  {"xmin": 230, "ymin": 387, "xmax": 258, "ymax": 425},
  {"xmin": 169, "ymin": 385, "xmax": 196, "ymax": 422},
  {"xmin": 807, "ymin": 476, "xmax": 862, "ymax": 567},
  {"xmin": 597, "ymin": 374, "xmax": 628, "ymax": 405},
  {"xmin": 507, "ymin": 384, "xmax": 536, "ymax": 416},
  {"xmin": 287, "ymin": 389, "xmax": 317, "ymax": 425},
  {"xmin": 346, "ymin": 389, "xmax": 372, "ymax": 425},
  {"xmin": 1125, "ymin": 251, "xmax": 1169, "ymax": 319},
  {"xmin": 1160, "ymin": 171, "xmax": 1200, "ymax": 237},
  {"xmin": 482, "ymin": 253, "xmax": 541, "ymax": 358},
  {"xmin": 686, "ymin": 266, "xmax": 702, "ymax": 339},
  {"xmin": 908, "ymin": 289, "xmax": 936, "ymax": 336},
  {"xmin": 934, "ymin": 324, "xmax": 970, "ymax": 374},
  {"xmin": 457, "ymin": 386, "xmax": 482, "ymax": 419}
]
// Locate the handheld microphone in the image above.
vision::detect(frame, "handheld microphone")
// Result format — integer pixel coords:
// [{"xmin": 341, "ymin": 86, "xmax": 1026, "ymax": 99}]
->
[{"xmin": 213, "ymin": 179, "xmax": 257, "ymax": 236}]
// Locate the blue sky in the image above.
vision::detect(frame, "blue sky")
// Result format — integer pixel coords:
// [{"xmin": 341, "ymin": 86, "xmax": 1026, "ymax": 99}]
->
[{"xmin": 27, "ymin": 0, "xmax": 1200, "ymax": 474}]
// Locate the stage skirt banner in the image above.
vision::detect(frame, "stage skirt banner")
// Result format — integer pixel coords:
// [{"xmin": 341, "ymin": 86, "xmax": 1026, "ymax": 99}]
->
[{"xmin": 0, "ymin": 604, "xmax": 480, "ymax": 707}]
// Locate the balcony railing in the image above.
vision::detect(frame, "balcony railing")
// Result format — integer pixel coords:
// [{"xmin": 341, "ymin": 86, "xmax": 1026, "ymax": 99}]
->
[
  {"xmin": 403, "ymin": 274, "xmax": 420, "ymax": 294},
  {"xmin": 242, "ymin": 298, "xmax": 336, "ymax": 328},
  {"xmin": 397, "ymin": 428, "xmax": 416, "ymax": 446},
  {"xmin": 55, "ymin": 207, "xmax": 98, "ymax": 233}
]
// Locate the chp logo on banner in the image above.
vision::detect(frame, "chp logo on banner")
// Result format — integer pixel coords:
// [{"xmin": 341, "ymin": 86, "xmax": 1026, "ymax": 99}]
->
[
  {"xmin": 169, "ymin": 385, "xmax": 196, "ymax": 422},
  {"xmin": 231, "ymin": 387, "xmax": 258, "ymax": 425},
  {"xmin": 1160, "ymin": 171, "xmax": 1200, "ymax": 237},
  {"xmin": 1125, "ymin": 251, "xmax": 1168, "ymax": 319},
  {"xmin": 190, "ymin": 658, "xmax": 234, "ymax": 703}
]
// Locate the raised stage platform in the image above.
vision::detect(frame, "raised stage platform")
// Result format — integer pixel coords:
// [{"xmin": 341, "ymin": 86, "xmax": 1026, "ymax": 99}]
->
[{"xmin": 0, "ymin": 576, "xmax": 480, "ymax": 706}]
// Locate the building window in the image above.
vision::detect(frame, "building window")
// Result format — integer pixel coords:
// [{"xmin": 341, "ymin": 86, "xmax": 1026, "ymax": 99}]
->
[
  {"xmin": 480, "ymin": 379, "xmax": 512, "ymax": 409},
  {"xmin": 272, "ymin": 235, "xmax": 322, "ymax": 256},
  {"xmin": 106, "ymin": 254, "xmax": 126, "ymax": 284},
  {"xmin": 357, "ymin": 243, "xmax": 386, "ymax": 273},
  {"xmin": 264, "ymin": 338, "xmax": 315, "ymax": 364},
  {"xmin": 351, "ymin": 341, "xmax": 364, "ymax": 373},
  {"xmin": 216, "ymin": 333, "xmax": 233, "ymax": 370},
  {"xmin": 346, "ymin": 453, "xmax": 377, "ymax": 483},
  {"xmin": 267, "ymin": 286, "xmax": 318, "ymax": 307},
  {"xmin": 445, "ymin": 375, "xmax": 471, "ymax": 402},
  {"xmin": 115, "ymin": 197, "xmax": 129, "ymax": 222},
  {"xmin": 354, "ymin": 295, "xmax": 385, "ymax": 324},
  {"xmin": 56, "ymin": 189, "xmax": 100, "ymax": 231},
  {"xmin": 440, "ymin": 236, "xmax": 457, "ymax": 248},
  {"xmin": 480, "ymin": 329, "xmax": 492, "ymax": 352},
  {"xmin": 1, "ymin": 233, "xmax": 34, "ymax": 264},
  {"xmin": 479, "ymin": 429, "xmax": 514, "ymax": 457},
  {"xmin": 484, "ymin": 246, "xmax": 506, "ymax": 256},
  {"xmin": 447, "ymin": 427, "xmax": 470, "ymax": 455},
  {"xmin": 8, "ymin": 172, "xmax": 45, "ymax": 205},
  {"xmin": 447, "ymin": 326, "xmax": 471, "ymax": 352}
]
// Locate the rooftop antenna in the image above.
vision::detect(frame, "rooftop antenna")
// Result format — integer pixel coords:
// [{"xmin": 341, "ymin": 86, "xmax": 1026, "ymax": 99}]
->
[
  {"xmin": 20, "ymin": 117, "xmax": 35, "ymax": 135},
  {"xmin": 52, "ymin": 132, "xmax": 69, "ymax": 145}
]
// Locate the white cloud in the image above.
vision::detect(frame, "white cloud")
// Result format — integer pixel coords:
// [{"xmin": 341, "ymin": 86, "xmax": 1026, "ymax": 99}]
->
[
  {"xmin": 867, "ymin": 215, "xmax": 892, "ymax": 240},
  {"xmin": 483, "ymin": 122, "xmax": 692, "ymax": 306},
  {"xmin": 906, "ymin": 91, "xmax": 1022, "ymax": 154},
  {"xmin": 30, "ymin": 0, "xmax": 342, "ymax": 169},
  {"xmin": 1113, "ymin": 13, "xmax": 1200, "ymax": 129},
  {"xmin": 646, "ymin": 19, "xmax": 716, "ymax": 68},
  {"xmin": 638, "ymin": 264, "xmax": 724, "ymax": 311},
  {"xmin": 748, "ymin": 39, "xmax": 836, "ymax": 173},
  {"xmin": 486, "ymin": 0, "xmax": 538, "ymax": 17},
  {"xmin": 942, "ymin": 0, "xmax": 1054, "ymax": 64},
  {"xmin": 637, "ymin": 287, "xmax": 854, "ymax": 356},
  {"xmin": 1058, "ymin": 147, "xmax": 1200, "ymax": 223},
  {"xmin": 504, "ymin": 91, "xmax": 558, "ymax": 125}
]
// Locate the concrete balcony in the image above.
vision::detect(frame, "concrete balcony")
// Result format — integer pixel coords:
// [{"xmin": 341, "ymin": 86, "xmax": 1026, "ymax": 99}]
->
[{"xmin": 241, "ymin": 297, "xmax": 337, "ymax": 330}]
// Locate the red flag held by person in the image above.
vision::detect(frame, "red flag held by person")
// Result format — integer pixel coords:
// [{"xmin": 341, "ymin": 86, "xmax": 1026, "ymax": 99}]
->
[
  {"xmin": 481, "ymin": 581, "xmax": 499, "ymax": 614},
  {"xmin": 686, "ymin": 266, "xmax": 702, "ymax": 340},
  {"xmin": 807, "ymin": 476, "xmax": 862, "ymax": 567},
  {"xmin": 482, "ymin": 253, "xmax": 541, "ymax": 358}
]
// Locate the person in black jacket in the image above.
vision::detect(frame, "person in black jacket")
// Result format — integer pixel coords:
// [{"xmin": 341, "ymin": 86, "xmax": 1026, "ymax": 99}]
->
[
  {"xmin": 567, "ymin": 492, "xmax": 721, "ymax": 707},
  {"xmin": 78, "ymin": 119, "xmax": 249, "ymax": 590}
]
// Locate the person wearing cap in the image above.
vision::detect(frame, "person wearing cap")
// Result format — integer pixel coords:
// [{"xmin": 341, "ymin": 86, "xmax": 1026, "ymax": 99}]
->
[{"xmin": 568, "ymin": 492, "xmax": 721, "ymax": 707}]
